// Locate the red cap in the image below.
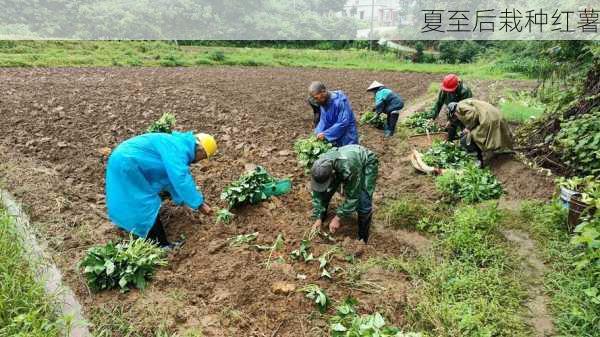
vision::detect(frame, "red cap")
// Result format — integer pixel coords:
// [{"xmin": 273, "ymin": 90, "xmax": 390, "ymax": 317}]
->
[{"xmin": 441, "ymin": 74, "xmax": 460, "ymax": 92}]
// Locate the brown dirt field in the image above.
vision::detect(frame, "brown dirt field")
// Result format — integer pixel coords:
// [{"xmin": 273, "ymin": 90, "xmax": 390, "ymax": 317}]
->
[{"xmin": 0, "ymin": 67, "xmax": 550, "ymax": 336}]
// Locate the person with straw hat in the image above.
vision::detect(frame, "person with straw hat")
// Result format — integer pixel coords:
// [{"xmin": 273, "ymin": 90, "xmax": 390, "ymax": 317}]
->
[
  {"xmin": 105, "ymin": 131, "xmax": 217, "ymax": 249},
  {"xmin": 366, "ymin": 81, "xmax": 405, "ymax": 137}
]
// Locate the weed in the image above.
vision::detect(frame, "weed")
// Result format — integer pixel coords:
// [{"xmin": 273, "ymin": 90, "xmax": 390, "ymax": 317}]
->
[
  {"xmin": 405, "ymin": 203, "xmax": 530, "ymax": 337},
  {"xmin": 380, "ymin": 197, "xmax": 429, "ymax": 230},
  {"xmin": 0, "ymin": 209, "xmax": 63, "ymax": 337},
  {"xmin": 208, "ymin": 50, "xmax": 225, "ymax": 62},
  {"xmin": 159, "ymin": 53, "xmax": 184, "ymax": 67}
]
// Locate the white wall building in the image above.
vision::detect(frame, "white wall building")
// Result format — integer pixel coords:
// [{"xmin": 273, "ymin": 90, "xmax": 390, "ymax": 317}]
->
[{"xmin": 342, "ymin": 0, "xmax": 404, "ymax": 27}]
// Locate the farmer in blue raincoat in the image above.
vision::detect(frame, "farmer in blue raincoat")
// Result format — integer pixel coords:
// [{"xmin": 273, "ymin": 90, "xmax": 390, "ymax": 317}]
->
[
  {"xmin": 366, "ymin": 81, "xmax": 404, "ymax": 137},
  {"xmin": 105, "ymin": 132, "xmax": 217, "ymax": 248},
  {"xmin": 309, "ymin": 81, "xmax": 359, "ymax": 147}
]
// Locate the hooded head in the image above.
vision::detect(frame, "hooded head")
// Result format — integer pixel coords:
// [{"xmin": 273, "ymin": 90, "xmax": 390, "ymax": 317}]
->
[{"xmin": 310, "ymin": 158, "xmax": 335, "ymax": 193}]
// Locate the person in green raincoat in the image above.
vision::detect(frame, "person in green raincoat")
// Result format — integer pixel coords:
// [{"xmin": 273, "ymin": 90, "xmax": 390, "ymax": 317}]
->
[
  {"xmin": 447, "ymin": 99, "xmax": 513, "ymax": 165},
  {"xmin": 429, "ymin": 74, "xmax": 473, "ymax": 141},
  {"xmin": 310, "ymin": 145, "xmax": 379, "ymax": 243}
]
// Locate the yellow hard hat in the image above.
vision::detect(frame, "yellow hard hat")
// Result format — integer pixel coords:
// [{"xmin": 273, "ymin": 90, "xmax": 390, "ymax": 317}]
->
[{"xmin": 195, "ymin": 133, "xmax": 218, "ymax": 158}]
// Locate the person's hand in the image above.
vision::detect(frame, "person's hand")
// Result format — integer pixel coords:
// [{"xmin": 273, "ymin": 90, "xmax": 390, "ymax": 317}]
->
[
  {"xmin": 199, "ymin": 203, "xmax": 212, "ymax": 215},
  {"xmin": 317, "ymin": 133, "xmax": 326, "ymax": 141},
  {"xmin": 312, "ymin": 219, "xmax": 322, "ymax": 231},
  {"xmin": 329, "ymin": 216, "xmax": 342, "ymax": 233},
  {"xmin": 463, "ymin": 128, "xmax": 470, "ymax": 135}
]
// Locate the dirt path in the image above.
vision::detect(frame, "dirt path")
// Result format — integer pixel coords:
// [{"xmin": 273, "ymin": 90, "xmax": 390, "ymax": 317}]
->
[
  {"xmin": 503, "ymin": 229, "xmax": 555, "ymax": 337},
  {"xmin": 0, "ymin": 67, "xmax": 546, "ymax": 336}
]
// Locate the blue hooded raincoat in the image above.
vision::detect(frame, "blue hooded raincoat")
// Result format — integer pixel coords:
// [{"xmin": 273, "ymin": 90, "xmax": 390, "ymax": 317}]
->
[
  {"xmin": 105, "ymin": 132, "xmax": 203, "ymax": 238},
  {"xmin": 314, "ymin": 91, "xmax": 359, "ymax": 147}
]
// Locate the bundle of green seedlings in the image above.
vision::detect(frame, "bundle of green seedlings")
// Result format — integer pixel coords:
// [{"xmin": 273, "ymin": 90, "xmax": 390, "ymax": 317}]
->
[
  {"xmin": 402, "ymin": 111, "xmax": 441, "ymax": 134},
  {"xmin": 220, "ymin": 166, "xmax": 276, "ymax": 208},
  {"xmin": 294, "ymin": 136, "xmax": 333, "ymax": 169},
  {"xmin": 330, "ymin": 298, "xmax": 421, "ymax": 337},
  {"xmin": 79, "ymin": 238, "xmax": 167, "ymax": 292},
  {"xmin": 359, "ymin": 111, "xmax": 387, "ymax": 129},
  {"xmin": 436, "ymin": 164, "xmax": 504, "ymax": 203},
  {"xmin": 146, "ymin": 112, "xmax": 176, "ymax": 133},
  {"xmin": 421, "ymin": 140, "xmax": 474, "ymax": 169}
]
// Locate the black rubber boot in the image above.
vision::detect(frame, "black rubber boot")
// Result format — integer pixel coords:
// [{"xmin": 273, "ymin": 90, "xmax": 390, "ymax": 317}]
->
[{"xmin": 357, "ymin": 212, "xmax": 373, "ymax": 243}]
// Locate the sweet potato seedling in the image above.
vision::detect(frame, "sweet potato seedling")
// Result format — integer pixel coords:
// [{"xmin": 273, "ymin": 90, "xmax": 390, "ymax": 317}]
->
[
  {"xmin": 228, "ymin": 232, "xmax": 258, "ymax": 247},
  {"xmin": 300, "ymin": 284, "xmax": 330, "ymax": 313},
  {"xmin": 215, "ymin": 208, "xmax": 234, "ymax": 224},
  {"xmin": 359, "ymin": 111, "xmax": 386, "ymax": 129}
]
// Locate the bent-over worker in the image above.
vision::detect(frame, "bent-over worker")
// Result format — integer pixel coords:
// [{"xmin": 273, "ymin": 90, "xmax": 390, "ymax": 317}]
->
[
  {"xmin": 366, "ymin": 81, "xmax": 405, "ymax": 137},
  {"xmin": 310, "ymin": 145, "xmax": 379, "ymax": 243},
  {"xmin": 309, "ymin": 81, "xmax": 359, "ymax": 147},
  {"xmin": 447, "ymin": 99, "xmax": 513, "ymax": 165},
  {"xmin": 429, "ymin": 74, "xmax": 473, "ymax": 141},
  {"xmin": 105, "ymin": 132, "xmax": 217, "ymax": 248}
]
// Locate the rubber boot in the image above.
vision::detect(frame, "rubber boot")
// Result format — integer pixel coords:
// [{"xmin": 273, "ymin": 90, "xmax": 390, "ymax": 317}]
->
[{"xmin": 357, "ymin": 212, "xmax": 373, "ymax": 243}]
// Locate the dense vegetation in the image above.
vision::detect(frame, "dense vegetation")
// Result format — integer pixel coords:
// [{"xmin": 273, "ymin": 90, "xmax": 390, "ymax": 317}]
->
[{"xmin": 0, "ymin": 209, "xmax": 63, "ymax": 337}]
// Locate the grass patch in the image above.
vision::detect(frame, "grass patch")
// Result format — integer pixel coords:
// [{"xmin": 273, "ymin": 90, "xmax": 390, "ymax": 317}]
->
[
  {"xmin": 514, "ymin": 201, "xmax": 600, "ymax": 337},
  {"xmin": 499, "ymin": 91, "xmax": 546, "ymax": 123},
  {"xmin": 0, "ymin": 41, "xmax": 527, "ymax": 80},
  {"xmin": 0, "ymin": 208, "xmax": 63, "ymax": 337},
  {"xmin": 404, "ymin": 203, "xmax": 531, "ymax": 337}
]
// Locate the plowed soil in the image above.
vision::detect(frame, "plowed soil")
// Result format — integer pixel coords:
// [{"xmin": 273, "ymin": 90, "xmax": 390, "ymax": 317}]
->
[{"xmin": 0, "ymin": 67, "xmax": 552, "ymax": 336}]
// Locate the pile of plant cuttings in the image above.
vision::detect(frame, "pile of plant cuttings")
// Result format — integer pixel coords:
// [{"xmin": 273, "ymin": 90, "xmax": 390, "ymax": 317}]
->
[
  {"xmin": 220, "ymin": 166, "xmax": 277, "ymax": 208},
  {"xmin": 294, "ymin": 136, "xmax": 333, "ymax": 170},
  {"xmin": 359, "ymin": 111, "xmax": 387, "ymax": 129},
  {"xmin": 79, "ymin": 238, "xmax": 167, "ymax": 292},
  {"xmin": 436, "ymin": 165, "xmax": 504, "ymax": 204},
  {"xmin": 402, "ymin": 111, "xmax": 441, "ymax": 134},
  {"xmin": 421, "ymin": 140, "xmax": 474, "ymax": 169},
  {"xmin": 146, "ymin": 112, "xmax": 176, "ymax": 134}
]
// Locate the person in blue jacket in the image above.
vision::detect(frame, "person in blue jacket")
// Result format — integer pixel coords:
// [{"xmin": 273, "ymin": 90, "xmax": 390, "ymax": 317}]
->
[
  {"xmin": 105, "ymin": 131, "xmax": 218, "ymax": 249},
  {"xmin": 309, "ymin": 81, "xmax": 359, "ymax": 147},
  {"xmin": 366, "ymin": 81, "xmax": 405, "ymax": 137}
]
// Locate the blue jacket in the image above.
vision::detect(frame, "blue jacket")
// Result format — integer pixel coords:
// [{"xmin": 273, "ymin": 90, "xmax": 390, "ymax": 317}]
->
[
  {"xmin": 374, "ymin": 88, "xmax": 404, "ymax": 114},
  {"xmin": 314, "ymin": 91, "xmax": 359, "ymax": 147},
  {"xmin": 105, "ymin": 132, "xmax": 203, "ymax": 238}
]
